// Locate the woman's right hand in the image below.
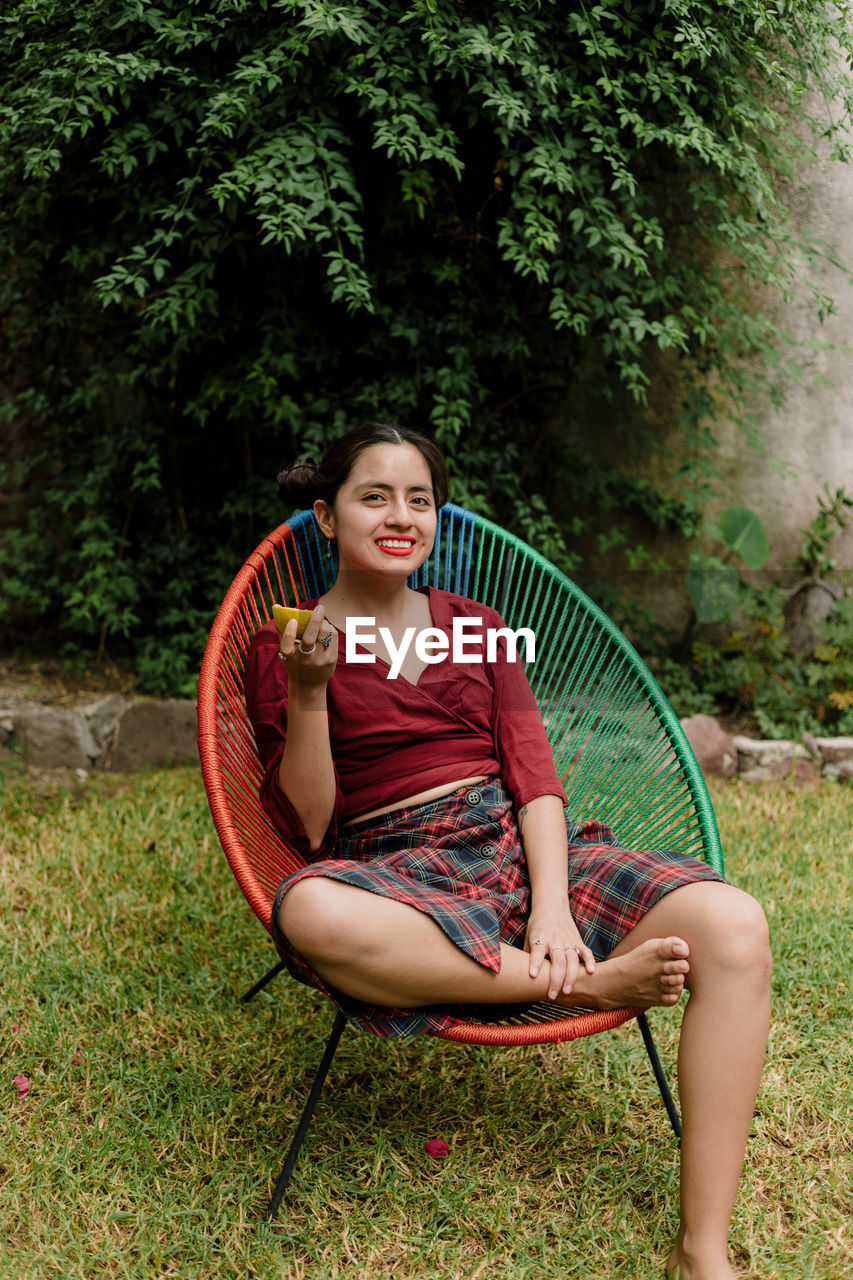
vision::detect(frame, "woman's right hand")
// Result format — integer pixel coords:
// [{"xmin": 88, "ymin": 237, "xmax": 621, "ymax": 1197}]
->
[{"xmin": 278, "ymin": 603, "xmax": 338, "ymax": 690}]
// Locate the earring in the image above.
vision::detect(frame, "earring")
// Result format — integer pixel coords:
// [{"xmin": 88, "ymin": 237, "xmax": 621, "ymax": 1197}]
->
[{"xmin": 326, "ymin": 537, "xmax": 335, "ymax": 564}]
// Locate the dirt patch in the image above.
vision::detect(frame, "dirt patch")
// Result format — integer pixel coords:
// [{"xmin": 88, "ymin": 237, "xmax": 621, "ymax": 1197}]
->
[{"xmin": 0, "ymin": 652, "xmax": 137, "ymax": 707}]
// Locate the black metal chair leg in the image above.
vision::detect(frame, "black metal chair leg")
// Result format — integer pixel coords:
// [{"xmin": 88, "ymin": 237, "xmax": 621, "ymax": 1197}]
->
[
  {"xmin": 241, "ymin": 959, "xmax": 287, "ymax": 1003},
  {"xmin": 266, "ymin": 1010, "xmax": 348, "ymax": 1220},
  {"xmin": 637, "ymin": 1012, "xmax": 682, "ymax": 1140}
]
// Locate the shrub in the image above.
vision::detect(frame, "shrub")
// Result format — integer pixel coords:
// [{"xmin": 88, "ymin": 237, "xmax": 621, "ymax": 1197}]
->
[{"xmin": 2, "ymin": 1, "xmax": 851, "ymax": 692}]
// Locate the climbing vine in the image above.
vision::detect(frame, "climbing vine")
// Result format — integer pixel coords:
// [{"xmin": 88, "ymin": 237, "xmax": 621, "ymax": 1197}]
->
[{"xmin": 1, "ymin": 0, "xmax": 851, "ymax": 692}]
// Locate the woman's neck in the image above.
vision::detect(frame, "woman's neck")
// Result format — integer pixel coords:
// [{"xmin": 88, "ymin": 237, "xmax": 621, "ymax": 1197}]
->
[{"xmin": 321, "ymin": 571, "xmax": 425, "ymax": 631}]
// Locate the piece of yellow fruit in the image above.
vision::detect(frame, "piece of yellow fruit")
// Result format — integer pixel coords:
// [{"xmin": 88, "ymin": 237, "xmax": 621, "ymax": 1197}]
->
[{"xmin": 272, "ymin": 605, "xmax": 313, "ymax": 638}]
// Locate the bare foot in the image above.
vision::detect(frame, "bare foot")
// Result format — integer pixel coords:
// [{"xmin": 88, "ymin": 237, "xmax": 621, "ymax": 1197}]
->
[
  {"xmin": 665, "ymin": 1240, "xmax": 740, "ymax": 1279},
  {"xmin": 559, "ymin": 937, "xmax": 690, "ymax": 1011}
]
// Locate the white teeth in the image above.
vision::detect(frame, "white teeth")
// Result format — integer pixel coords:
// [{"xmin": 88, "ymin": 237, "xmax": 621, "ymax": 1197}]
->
[{"xmin": 376, "ymin": 540, "xmax": 413, "ymax": 548}]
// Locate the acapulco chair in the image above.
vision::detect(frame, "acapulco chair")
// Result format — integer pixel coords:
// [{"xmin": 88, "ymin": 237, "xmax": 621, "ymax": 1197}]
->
[{"xmin": 197, "ymin": 503, "xmax": 724, "ymax": 1219}]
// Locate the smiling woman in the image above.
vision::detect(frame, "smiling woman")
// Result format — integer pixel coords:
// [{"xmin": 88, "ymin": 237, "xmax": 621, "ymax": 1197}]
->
[{"xmin": 243, "ymin": 421, "xmax": 771, "ymax": 1280}]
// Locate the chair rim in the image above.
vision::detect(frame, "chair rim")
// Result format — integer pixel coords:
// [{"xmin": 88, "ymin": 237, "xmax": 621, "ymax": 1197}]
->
[
  {"xmin": 197, "ymin": 505, "xmax": 721, "ymax": 1045},
  {"xmin": 197, "ymin": 525, "xmax": 305, "ymax": 931}
]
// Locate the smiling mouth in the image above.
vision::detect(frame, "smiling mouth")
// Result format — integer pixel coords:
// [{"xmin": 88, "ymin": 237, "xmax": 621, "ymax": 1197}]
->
[{"xmin": 375, "ymin": 538, "xmax": 416, "ymax": 554}]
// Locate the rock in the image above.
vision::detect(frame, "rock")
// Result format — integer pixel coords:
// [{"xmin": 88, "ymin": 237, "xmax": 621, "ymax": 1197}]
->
[
  {"xmin": 732, "ymin": 736, "xmax": 810, "ymax": 771},
  {"xmin": 740, "ymin": 758, "xmax": 820, "ymax": 785},
  {"xmin": 823, "ymin": 760, "xmax": 853, "ymax": 783},
  {"xmin": 107, "ymin": 699, "xmax": 198, "ymax": 770},
  {"xmin": 739, "ymin": 766, "xmax": 772, "ymax": 784},
  {"xmin": 814, "ymin": 736, "xmax": 853, "ymax": 765},
  {"xmin": 78, "ymin": 694, "xmax": 131, "ymax": 757},
  {"xmin": 13, "ymin": 706, "xmax": 99, "ymax": 769},
  {"xmin": 680, "ymin": 715, "xmax": 738, "ymax": 777},
  {"xmin": 788, "ymin": 759, "xmax": 822, "ymax": 786},
  {"xmin": 0, "ymin": 693, "xmax": 36, "ymax": 743}
]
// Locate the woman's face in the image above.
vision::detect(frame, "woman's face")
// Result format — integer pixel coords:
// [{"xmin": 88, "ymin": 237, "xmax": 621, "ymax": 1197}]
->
[{"xmin": 315, "ymin": 442, "xmax": 438, "ymax": 578}]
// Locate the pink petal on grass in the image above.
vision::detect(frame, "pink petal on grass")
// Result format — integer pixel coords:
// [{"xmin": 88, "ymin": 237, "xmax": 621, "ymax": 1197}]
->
[
  {"xmin": 424, "ymin": 1137, "xmax": 449, "ymax": 1159},
  {"xmin": 71, "ymin": 1054, "xmax": 83, "ymax": 1067},
  {"xmin": 12, "ymin": 1075, "xmax": 30, "ymax": 1100},
  {"xmin": 11, "ymin": 1023, "xmax": 19, "ymax": 1034}
]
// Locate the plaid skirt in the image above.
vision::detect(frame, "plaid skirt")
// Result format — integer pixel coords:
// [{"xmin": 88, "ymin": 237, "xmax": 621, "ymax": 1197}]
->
[{"xmin": 270, "ymin": 777, "xmax": 725, "ymax": 1037}]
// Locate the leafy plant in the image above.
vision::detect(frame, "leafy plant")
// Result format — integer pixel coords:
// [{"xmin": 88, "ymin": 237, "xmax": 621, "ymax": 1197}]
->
[
  {"xmin": 1, "ymin": 1, "xmax": 851, "ymax": 692},
  {"xmin": 790, "ymin": 485, "xmax": 853, "ymax": 578},
  {"xmin": 659, "ymin": 490, "xmax": 853, "ymax": 738},
  {"xmin": 686, "ymin": 506, "xmax": 770, "ymax": 627}
]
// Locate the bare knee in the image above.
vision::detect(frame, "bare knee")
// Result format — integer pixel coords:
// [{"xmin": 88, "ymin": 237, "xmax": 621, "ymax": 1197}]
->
[
  {"xmin": 278, "ymin": 878, "xmax": 363, "ymax": 962},
  {"xmin": 693, "ymin": 886, "xmax": 772, "ymax": 983}
]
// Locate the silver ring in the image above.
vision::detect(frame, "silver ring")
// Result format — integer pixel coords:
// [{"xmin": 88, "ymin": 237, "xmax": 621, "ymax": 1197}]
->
[
  {"xmin": 550, "ymin": 945, "xmax": 581, "ymax": 955},
  {"xmin": 278, "ymin": 650, "xmax": 291, "ymax": 663},
  {"xmin": 318, "ymin": 631, "xmax": 333, "ymax": 650},
  {"xmin": 297, "ymin": 641, "xmax": 317, "ymax": 655},
  {"xmin": 532, "ymin": 939, "xmax": 544, "ymax": 947}
]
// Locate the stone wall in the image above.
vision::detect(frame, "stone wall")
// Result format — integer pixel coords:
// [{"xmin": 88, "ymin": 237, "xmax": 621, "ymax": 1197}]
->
[
  {"xmin": 1, "ymin": 693, "xmax": 198, "ymax": 772},
  {"xmin": 680, "ymin": 714, "xmax": 853, "ymax": 785},
  {"xmin": 708, "ymin": 102, "xmax": 853, "ymax": 574},
  {"xmin": 3, "ymin": 692, "xmax": 851, "ymax": 786},
  {"xmin": 578, "ymin": 92, "xmax": 853, "ymax": 634}
]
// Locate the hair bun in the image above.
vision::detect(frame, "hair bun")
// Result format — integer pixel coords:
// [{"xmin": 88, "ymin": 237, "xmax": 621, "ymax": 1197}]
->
[{"xmin": 276, "ymin": 456, "xmax": 323, "ymax": 506}]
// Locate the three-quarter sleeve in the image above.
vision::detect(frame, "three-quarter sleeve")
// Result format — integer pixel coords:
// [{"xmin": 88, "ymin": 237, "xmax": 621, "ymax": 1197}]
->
[
  {"xmin": 243, "ymin": 622, "xmax": 344, "ymax": 860},
  {"xmin": 483, "ymin": 607, "xmax": 568, "ymax": 810}
]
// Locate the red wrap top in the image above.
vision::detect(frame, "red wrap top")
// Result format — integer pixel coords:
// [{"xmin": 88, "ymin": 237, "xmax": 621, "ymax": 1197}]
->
[{"xmin": 244, "ymin": 587, "xmax": 566, "ymax": 859}]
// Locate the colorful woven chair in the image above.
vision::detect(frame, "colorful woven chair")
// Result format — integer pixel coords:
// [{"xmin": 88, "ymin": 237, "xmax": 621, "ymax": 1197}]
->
[{"xmin": 197, "ymin": 503, "xmax": 724, "ymax": 1219}]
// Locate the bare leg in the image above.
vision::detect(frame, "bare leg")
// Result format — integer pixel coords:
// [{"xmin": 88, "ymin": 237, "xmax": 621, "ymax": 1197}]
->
[
  {"xmin": 606, "ymin": 882, "xmax": 771, "ymax": 1280},
  {"xmin": 280, "ymin": 877, "xmax": 770, "ymax": 1280},
  {"xmin": 279, "ymin": 877, "xmax": 691, "ymax": 1010}
]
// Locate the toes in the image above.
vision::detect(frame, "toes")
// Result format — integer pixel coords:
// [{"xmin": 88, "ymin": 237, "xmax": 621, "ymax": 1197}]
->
[{"xmin": 647, "ymin": 938, "xmax": 689, "ymax": 961}]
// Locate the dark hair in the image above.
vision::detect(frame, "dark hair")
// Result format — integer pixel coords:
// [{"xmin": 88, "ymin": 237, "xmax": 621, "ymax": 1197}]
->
[{"xmin": 276, "ymin": 422, "xmax": 450, "ymax": 510}]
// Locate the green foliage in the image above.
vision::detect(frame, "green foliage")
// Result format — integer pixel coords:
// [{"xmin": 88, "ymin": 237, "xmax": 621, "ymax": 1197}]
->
[
  {"xmin": 790, "ymin": 485, "xmax": 853, "ymax": 577},
  {"xmin": 712, "ymin": 508, "xmax": 771, "ymax": 573},
  {"xmin": 1, "ymin": 0, "xmax": 851, "ymax": 691},
  {"xmin": 660, "ymin": 491, "xmax": 853, "ymax": 738},
  {"xmin": 685, "ymin": 589, "xmax": 853, "ymax": 739},
  {"xmin": 807, "ymin": 595, "xmax": 853, "ymax": 731},
  {"xmin": 686, "ymin": 505, "xmax": 770, "ymax": 626}
]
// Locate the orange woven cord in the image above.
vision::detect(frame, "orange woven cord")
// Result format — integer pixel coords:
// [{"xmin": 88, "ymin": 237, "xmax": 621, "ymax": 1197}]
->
[
  {"xmin": 265, "ymin": 533, "xmax": 311, "ymax": 611},
  {"xmin": 197, "ymin": 736, "xmax": 274, "ymax": 928},
  {"xmin": 234, "ymin": 592, "xmax": 265, "ymax": 651},
  {"xmin": 434, "ymin": 1004, "xmax": 642, "ymax": 1046},
  {"xmin": 198, "ymin": 550, "xmax": 311, "ymax": 932},
  {"xmin": 215, "ymin": 682, "xmax": 265, "ymax": 782},
  {"xmin": 215, "ymin": 693, "xmax": 306, "ymax": 907}
]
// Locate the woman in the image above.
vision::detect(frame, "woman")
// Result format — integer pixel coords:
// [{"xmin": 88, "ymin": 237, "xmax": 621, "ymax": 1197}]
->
[{"xmin": 245, "ymin": 421, "xmax": 771, "ymax": 1280}]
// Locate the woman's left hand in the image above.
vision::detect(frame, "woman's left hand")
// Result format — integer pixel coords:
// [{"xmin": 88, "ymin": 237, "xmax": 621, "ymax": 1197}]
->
[{"xmin": 525, "ymin": 908, "xmax": 596, "ymax": 1001}]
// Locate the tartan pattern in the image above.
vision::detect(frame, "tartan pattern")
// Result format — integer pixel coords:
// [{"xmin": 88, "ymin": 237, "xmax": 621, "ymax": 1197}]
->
[{"xmin": 270, "ymin": 778, "xmax": 724, "ymax": 1038}]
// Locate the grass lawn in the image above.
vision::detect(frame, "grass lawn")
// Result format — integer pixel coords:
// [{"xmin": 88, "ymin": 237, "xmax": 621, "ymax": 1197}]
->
[{"xmin": 1, "ymin": 762, "xmax": 850, "ymax": 1280}]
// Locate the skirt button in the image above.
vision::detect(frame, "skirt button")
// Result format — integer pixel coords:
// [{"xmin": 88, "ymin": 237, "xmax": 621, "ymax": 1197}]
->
[
  {"xmin": 465, "ymin": 788, "xmax": 482, "ymax": 805},
  {"xmin": 480, "ymin": 842, "xmax": 497, "ymax": 858}
]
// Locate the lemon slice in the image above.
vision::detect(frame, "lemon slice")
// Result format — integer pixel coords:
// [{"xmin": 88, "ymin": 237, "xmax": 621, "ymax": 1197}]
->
[{"xmin": 272, "ymin": 605, "xmax": 313, "ymax": 638}]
